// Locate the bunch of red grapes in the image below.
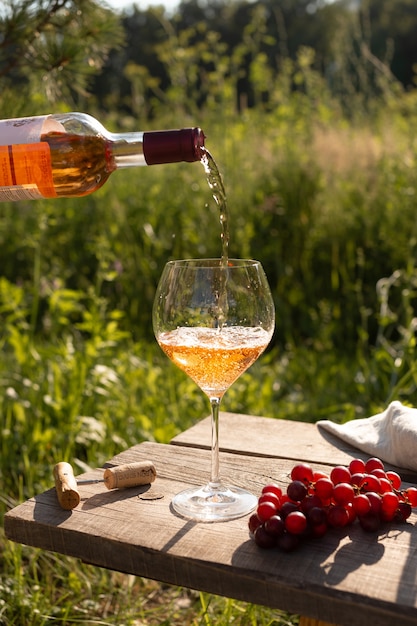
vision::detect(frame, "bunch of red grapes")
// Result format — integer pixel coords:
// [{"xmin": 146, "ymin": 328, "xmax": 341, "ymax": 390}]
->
[{"xmin": 249, "ymin": 457, "xmax": 417, "ymax": 551}]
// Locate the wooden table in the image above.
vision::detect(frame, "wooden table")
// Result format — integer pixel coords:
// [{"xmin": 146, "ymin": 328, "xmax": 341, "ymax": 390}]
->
[{"xmin": 5, "ymin": 412, "xmax": 417, "ymax": 626}]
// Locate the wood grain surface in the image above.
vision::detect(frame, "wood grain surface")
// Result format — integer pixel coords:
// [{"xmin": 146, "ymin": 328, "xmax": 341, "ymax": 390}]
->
[{"xmin": 5, "ymin": 430, "xmax": 417, "ymax": 626}]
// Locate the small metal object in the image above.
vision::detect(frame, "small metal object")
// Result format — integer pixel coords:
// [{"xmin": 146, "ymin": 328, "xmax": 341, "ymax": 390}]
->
[{"xmin": 138, "ymin": 492, "xmax": 164, "ymax": 501}]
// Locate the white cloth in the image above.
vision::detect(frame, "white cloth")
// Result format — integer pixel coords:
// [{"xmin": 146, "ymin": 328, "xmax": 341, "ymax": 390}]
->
[{"xmin": 317, "ymin": 401, "xmax": 417, "ymax": 472}]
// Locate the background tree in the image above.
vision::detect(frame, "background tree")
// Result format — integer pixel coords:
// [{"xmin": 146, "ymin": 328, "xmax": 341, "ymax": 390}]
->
[
  {"xmin": 92, "ymin": 0, "xmax": 416, "ymax": 120},
  {"xmin": 0, "ymin": 0, "xmax": 124, "ymax": 117},
  {"xmin": 361, "ymin": 0, "xmax": 417, "ymax": 89}
]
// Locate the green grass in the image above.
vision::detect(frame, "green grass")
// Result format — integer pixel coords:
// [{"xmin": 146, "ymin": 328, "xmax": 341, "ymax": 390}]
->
[{"xmin": 2, "ymin": 66, "xmax": 417, "ymax": 623}]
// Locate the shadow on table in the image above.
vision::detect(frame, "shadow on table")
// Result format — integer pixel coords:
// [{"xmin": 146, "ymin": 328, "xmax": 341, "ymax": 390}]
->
[
  {"xmin": 32, "ymin": 489, "xmax": 73, "ymax": 524},
  {"xmin": 231, "ymin": 518, "xmax": 417, "ymax": 610},
  {"xmin": 30, "ymin": 483, "xmax": 157, "ymax": 523},
  {"xmin": 395, "ymin": 518, "xmax": 417, "ymax": 607},
  {"xmin": 231, "ymin": 523, "xmax": 386, "ymax": 588},
  {"xmin": 80, "ymin": 484, "xmax": 153, "ymax": 509}
]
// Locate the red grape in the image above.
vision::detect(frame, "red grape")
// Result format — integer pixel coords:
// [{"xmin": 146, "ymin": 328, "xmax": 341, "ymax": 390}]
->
[
  {"xmin": 346, "ymin": 502, "xmax": 356, "ymax": 524},
  {"xmin": 291, "ymin": 463, "xmax": 314, "ymax": 486},
  {"xmin": 386, "ymin": 471, "xmax": 401, "ymax": 490},
  {"xmin": 248, "ymin": 513, "xmax": 262, "ymax": 537},
  {"xmin": 254, "ymin": 524, "xmax": 277, "ymax": 548},
  {"xmin": 395, "ymin": 501, "xmax": 412, "ymax": 523},
  {"xmin": 287, "ymin": 480, "xmax": 308, "ymax": 502},
  {"xmin": 301, "ymin": 494, "xmax": 324, "ymax": 514},
  {"xmin": 314, "ymin": 477, "xmax": 334, "ymax": 501},
  {"xmin": 350, "ymin": 472, "xmax": 365, "ymax": 488},
  {"xmin": 333, "ymin": 482, "xmax": 355, "ymax": 506},
  {"xmin": 370, "ymin": 468, "xmax": 387, "ymax": 480},
  {"xmin": 360, "ymin": 474, "xmax": 381, "ymax": 493},
  {"xmin": 327, "ymin": 505, "xmax": 349, "ymax": 528},
  {"xmin": 313, "ymin": 470, "xmax": 328, "ymax": 481},
  {"xmin": 405, "ymin": 487, "xmax": 417, "ymax": 507},
  {"xmin": 257, "ymin": 501, "xmax": 277, "ymax": 522},
  {"xmin": 258, "ymin": 492, "xmax": 281, "ymax": 509},
  {"xmin": 353, "ymin": 494, "xmax": 371, "ymax": 516},
  {"xmin": 250, "ymin": 456, "xmax": 416, "ymax": 552},
  {"xmin": 262, "ymin": 483, "xmax": 283, "ymax": 499},
  {"xmin": 330, "ymin": 465, "xmax": 351, "ymax": 485},
  {"xmin": 380, "ymin": 492, "xmax": 399, "ymax": 522},
  {"xmin": 366, "ymin": 491, "xmax": 382, "ymax": 515},
  {"xmin": 307, "ymin": 506, "xmax": 327, "ymax": 526},
  {"xmin": 280, "ymin": 501, "xmax": 299, "ymax": 519},
  {"xmin": 264, "ymin": 515, "xmax": 285, "ymax": 537},
  {"xmin": 359, "ymin": 512, "xmax": 380, "ymax": 532},
  {"xmin": 365, "ymin": 457, "xmax": 385, "ymax": 473},
  {"xmin": 285, "ymin": 511, "xmax": 307, "ymax": 535},
  {"xmin": 379, "ymin": 478, "xmax": 393, "ymax": 494},
  {"xmin": 349, "ymin": 458, "xmax": 366, "ymax": 474}
]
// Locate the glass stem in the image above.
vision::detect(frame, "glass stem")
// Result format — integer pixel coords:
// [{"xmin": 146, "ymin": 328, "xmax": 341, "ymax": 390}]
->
[{"xmin": 209, "ymin": 396, "xmax": 221, "ymax": 488}]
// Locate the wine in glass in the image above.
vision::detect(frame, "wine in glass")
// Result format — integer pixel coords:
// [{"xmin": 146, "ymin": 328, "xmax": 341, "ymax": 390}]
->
[{"xmin": 152, "ymin": 258, "xmax": 275, "ymax": 522}]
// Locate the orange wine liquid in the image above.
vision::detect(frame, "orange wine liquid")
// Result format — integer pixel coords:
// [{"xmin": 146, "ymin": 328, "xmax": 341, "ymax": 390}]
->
[
  {"xmin": 43, "ymin": 132, "xmax": 112, "ymax": 197},
  {"xmin": 158, "ymin": 326, "xmax": 270, "ymax": 396}
]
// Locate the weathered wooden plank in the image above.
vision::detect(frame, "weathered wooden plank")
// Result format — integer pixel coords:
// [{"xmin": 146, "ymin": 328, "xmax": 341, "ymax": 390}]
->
[
  {"xmin": 171, "ymin": 412, "xmax": 417, "ymax": 480},
  {"xmin": 171, "ymin": 412, "xmax": 366, "ymax": 463},
  {"xmin": 5, "ymin": 441, "xmax": 417, "ymax": 626}
]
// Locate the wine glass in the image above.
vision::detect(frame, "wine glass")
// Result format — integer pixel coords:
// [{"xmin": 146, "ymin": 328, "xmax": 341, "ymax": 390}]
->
[{"xmin": 152, "ymin": 258, "xmax": 275, "ymax": 522}]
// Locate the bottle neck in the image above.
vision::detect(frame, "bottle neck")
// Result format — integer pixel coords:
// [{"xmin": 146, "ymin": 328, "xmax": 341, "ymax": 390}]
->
[
  {"xmin": 110, "ymin": 132, "xmax": 146, "ymax": 168},
  {"xmin": 109, "ymin": 127, "xmax": 205, "ymax": 169}
]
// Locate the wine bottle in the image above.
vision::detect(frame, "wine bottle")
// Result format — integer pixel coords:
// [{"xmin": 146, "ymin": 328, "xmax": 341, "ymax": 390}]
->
[{"xmin": 0, "ymin": 112, "xmax": 205, "ymax": 202}]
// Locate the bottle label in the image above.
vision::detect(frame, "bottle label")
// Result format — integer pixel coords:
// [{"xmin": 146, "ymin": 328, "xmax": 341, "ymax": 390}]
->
[
  {"xmin": 0, "ymin": 118, "xmax": 57, "ymax": 200},
  {"xmin": 0, "ymin": 115, "xmax": 46, "ymax": 143}
]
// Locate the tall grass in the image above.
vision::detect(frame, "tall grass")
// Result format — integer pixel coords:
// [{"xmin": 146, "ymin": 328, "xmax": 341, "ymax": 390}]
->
[{"xmin": 2, "ymin": 38, "xmax": 417, "ymax": 625}]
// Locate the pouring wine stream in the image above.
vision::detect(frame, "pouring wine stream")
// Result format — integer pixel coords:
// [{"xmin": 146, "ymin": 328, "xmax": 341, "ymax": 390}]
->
[{"xmin": 152, "ymin": 149, "xmax": 275, "ymax": 521}]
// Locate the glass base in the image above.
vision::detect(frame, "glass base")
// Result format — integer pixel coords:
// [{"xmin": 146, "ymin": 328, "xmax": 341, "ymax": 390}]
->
[{"xmin": 171, "ymin": 483, "xmax": 257, "ymax": 522}]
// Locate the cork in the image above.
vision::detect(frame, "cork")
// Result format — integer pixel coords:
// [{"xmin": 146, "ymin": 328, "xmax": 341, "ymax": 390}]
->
[
  {"xmin": 53, "ymin": 461, "xmax": 81, "ymax": 511},
  {"xmin": 103, "ymin": 461, "xmax": 156, "ymax": 489}
]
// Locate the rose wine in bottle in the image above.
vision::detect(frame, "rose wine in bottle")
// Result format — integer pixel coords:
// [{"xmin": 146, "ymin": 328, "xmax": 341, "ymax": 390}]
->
[{"xmin": 0, "ymin": 112, "xmax": 205, "ymax": 202}]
